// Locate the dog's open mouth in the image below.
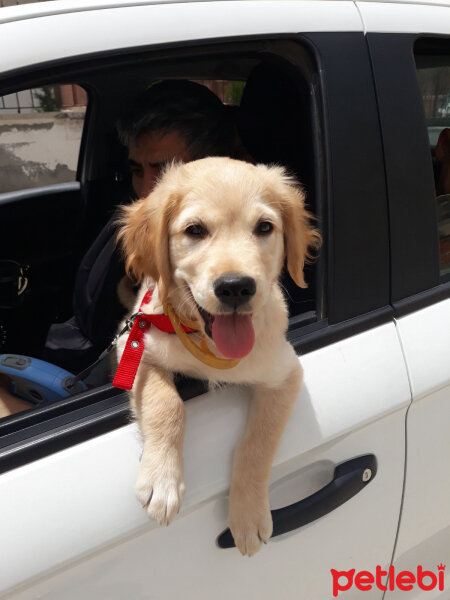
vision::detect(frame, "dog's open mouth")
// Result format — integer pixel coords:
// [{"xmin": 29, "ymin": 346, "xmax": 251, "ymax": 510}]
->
[{"xmin": 196, "ymin": 304, "xmax": 255, "ymax": 360}]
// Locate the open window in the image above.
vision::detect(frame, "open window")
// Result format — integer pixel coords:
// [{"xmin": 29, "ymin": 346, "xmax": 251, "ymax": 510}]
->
[{"xmin": 0, "ymin": 39, "xmax": 324, "ymax": 459}]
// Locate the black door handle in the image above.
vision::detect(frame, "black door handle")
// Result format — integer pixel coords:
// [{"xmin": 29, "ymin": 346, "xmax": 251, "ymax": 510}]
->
[{"xmin": 217, "ymin": 454, "xmax": 377, "ymax": 548}]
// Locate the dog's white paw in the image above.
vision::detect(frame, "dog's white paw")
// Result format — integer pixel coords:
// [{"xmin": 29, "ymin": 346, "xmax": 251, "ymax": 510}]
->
[
  {"xmin": 135, "ymin": 454, "xmax": 185, "ymax": 526},
  {"xmin": 228, "ymin": 495, "xmax": 273, "ymax": 556}
]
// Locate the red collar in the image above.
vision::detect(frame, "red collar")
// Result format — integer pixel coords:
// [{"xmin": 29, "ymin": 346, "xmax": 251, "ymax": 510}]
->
[{"xmin": 112, "ymin": 289, "xmax": 197, "ymax": 390}]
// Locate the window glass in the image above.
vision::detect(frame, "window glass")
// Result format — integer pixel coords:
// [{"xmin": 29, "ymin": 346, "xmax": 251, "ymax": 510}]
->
[
  {"xmin": 0, "ymin": 84, "xmax": 87, "ymax": 193},
  {"xmin": 193, "ymin": 80, "xmax": 245, "ymax": 105},
  {"xmin": 415, "ymin": 53, "xmax": 450, "ymax": 277}
]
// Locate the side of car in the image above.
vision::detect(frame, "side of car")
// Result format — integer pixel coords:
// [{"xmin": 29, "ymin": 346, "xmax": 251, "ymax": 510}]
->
[
  {"xmin": 0, "ymin": 1, "xmax": 447, "ymax": 599},
  {"xmin": 360, "ymin": 8, "xmax": 450, "ymax": 590}
]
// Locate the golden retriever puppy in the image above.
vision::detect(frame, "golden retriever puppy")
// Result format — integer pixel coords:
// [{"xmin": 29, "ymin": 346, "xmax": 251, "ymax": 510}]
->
[{"xmin": 115, "ymin": 157, "xmax": 320, "ymax": 556}]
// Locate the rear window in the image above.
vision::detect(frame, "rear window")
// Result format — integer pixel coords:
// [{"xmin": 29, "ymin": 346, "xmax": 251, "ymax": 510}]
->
[{"xmin": 415, "ymin": 50, "xmax": 450, "ymax": 278}]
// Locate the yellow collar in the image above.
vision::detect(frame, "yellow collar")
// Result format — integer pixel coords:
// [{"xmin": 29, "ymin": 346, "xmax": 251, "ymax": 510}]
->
[{"xmin": 164, "ymin": 302, "xmax": 240, "ymax": 370}]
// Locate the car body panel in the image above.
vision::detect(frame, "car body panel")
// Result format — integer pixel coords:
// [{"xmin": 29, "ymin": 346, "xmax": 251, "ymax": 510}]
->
[
  {"xmin": 395, "ymin": 299, "xmax": 450, "ymax": 401},
  {"xmin": 0, "ymin": 323, "xmax": 411, "ymax": 598},
  {"xmin": 385, "ymin": 299, "xmax": 450, "ymax": 595},
  {"xmin": 357, "ymin": 1, "xmax": 450, "ymax": 34},
  {"xmin": 0, "ymin": 0, "xmax": 449, "ymax": 27},
  {"xmin": 0, "ymin": 1, "xmax": 362, "ymax": 76}
]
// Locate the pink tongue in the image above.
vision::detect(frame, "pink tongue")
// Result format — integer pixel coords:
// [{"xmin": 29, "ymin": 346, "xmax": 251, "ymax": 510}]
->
[{"xmin": 211, "ymin": 314, "xmax": 255, "ymax": 359}]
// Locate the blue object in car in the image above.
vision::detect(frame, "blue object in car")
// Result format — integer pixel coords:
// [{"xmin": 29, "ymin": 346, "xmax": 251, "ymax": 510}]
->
[{"xmin": 0, "ymin": 354, "xmax": 86, "ymax": 405}]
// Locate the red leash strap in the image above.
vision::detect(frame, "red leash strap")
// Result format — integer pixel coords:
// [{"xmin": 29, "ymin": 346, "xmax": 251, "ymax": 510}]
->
[
  {"xmin": 112, "ymin": 290, "xmax": 153, "ymax": 390},
  {"xmin": 112, "ymin": 314, "xmax": 149, "ymax": 390},
  {"xmin": 112, "ymin": 290, "xmax": 197, "ymax": 390}
]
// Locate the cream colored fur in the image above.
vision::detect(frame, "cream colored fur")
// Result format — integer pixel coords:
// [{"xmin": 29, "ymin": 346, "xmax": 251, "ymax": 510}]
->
[{"xmin": 115, "ymin": 157, "xmax": 320, "ymax": 556}]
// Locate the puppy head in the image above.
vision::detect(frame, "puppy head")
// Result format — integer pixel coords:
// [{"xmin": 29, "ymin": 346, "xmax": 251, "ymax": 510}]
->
[{"xmin": 117, "ymin": 157, "xmax": 321, "ymax": 358}]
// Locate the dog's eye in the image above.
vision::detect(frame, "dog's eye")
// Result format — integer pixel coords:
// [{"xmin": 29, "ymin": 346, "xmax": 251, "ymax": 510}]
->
[
  {"xmin": 255, "ymin": 221, "xmax": 274, "ymax": 236},
  {"xmin": 185, "ymin": 223, "xmax": 208, "ymax": 239}
]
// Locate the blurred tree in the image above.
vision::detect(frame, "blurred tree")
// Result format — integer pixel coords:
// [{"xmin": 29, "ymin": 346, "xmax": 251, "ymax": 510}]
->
[
  {"xmin": 34, "ymin": 85, "xmax": 60, "ymax": 112},
  {"xmin": 225, "ymin": 81, "xmax": 245, "ymax": 105}
]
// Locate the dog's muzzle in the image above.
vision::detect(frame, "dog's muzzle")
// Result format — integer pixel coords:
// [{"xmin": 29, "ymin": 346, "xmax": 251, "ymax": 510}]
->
[{"xmin": 191, "ymin": 274, "xmax": 256, "ymax": 360}]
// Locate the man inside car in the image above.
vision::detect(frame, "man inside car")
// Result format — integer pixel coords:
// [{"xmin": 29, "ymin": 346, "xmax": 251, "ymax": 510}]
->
[{"xmin": 0, "ymin": 80, "xmax": 245, "ymax": 417}]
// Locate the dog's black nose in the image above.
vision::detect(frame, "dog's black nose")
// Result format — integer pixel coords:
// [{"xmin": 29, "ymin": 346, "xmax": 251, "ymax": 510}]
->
[{"xmin": 214, "ymin": 274, "xmax": 256, "ymax": 309}]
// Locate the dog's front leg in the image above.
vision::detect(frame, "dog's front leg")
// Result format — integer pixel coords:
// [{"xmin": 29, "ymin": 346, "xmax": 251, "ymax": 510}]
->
[
  {"xmin": 229, "ymin": 361, "xmax": 302, "ymax": 556},
  {"xmin": 132, "ymin": 365, "xmax": 185, "ymax": 526}
]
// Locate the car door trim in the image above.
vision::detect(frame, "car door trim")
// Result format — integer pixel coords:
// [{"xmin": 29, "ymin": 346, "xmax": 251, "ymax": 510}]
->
[{"xmin": 0, "ymin": 182, "xmax": 81, "ymax": 207}]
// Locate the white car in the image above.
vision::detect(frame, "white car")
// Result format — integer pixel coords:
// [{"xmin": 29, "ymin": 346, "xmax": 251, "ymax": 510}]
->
[{"xmin": 0, "ymin": 1, "xmax": 449, "ymax": 598}]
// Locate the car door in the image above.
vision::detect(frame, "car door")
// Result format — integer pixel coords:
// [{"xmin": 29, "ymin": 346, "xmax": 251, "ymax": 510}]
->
[
  {"xmin": 0, "ymin": 3, "xmax": 411, "ymax": 599},
  {"xmin": 361, "ymin": 8, "xmax": 450, "ymax": 596}
]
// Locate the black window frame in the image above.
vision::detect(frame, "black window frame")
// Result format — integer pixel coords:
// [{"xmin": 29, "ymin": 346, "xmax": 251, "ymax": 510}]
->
[
  {"xmin": 366, "ymin": 33, "xmax": 450, "ymax": 318},
  {"xmin": 0, "ymin": 32, "xmax": 391, "ymax": 473}
]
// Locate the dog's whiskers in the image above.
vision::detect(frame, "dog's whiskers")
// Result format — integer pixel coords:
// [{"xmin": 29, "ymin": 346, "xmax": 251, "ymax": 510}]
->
[{"xmin": 170, "ymin": 284, "xmax": 198, "ymax": 321}]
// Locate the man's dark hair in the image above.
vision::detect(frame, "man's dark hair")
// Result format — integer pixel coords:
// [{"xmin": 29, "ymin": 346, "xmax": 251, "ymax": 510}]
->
[{"xmin": 117, "ymin": 80, "xmax": 238, "ymax": 159}]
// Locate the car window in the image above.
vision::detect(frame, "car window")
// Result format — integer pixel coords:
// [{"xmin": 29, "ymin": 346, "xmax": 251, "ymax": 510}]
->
[
  {"xmin": 415, "ymin": 45, "xmax": 450, "ymax": 279},
  {"xmin": 0, "ymin": 43, "xmax": 323, "ymax": 446},
  {"xmin": 0, "ymin": 84, "xmax": 87, "ymax": 193}
]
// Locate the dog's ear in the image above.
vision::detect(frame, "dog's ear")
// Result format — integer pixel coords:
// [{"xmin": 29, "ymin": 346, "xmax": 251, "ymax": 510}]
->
[
  {"xmin": 116, "ymin": 189, "xmax": 177, "ymax": 304},
  {"xmin": 116, "ymin": 199, "xmax": 154, "ymax": 283},
  {"xmin": 260, "ymin": 165, "xmax": 322, "ymax": 288}
]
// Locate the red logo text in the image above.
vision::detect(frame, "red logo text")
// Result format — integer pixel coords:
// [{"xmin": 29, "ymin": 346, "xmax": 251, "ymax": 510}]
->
[{"xmin": 331, "ymin": 564, "xmax": 445, "ymax": 597}]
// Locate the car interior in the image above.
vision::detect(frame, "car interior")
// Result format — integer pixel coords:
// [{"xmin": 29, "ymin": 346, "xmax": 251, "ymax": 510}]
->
[{"xmin": 0, "ymin": 39, "xmax": 323, "ymax": 419}]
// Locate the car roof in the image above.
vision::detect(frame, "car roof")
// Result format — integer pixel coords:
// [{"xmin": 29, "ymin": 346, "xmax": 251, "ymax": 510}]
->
[
  {"xmin": 359, "ymin": 0, "xmax": 450, "ymax": 5},
  {"xmin": 0, "ymin": 0, "xmax": 449, "ymax": 25},
  {"xmin": 0, "ymin": 0, "xmax": 198, "ymax": 24}
]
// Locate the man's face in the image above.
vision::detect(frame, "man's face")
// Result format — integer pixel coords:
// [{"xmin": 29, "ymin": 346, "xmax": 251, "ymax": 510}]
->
[{"xmin": 128, "ymin": 129, "xmax": 192, "ymax": 199}]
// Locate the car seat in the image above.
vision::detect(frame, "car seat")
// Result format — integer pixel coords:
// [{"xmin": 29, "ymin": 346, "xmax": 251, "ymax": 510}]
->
[
  {"xmin": 237, "ymin": 60, "xmax": 317, "ymax": 315},
  {"xmin": 43, "ymin": 173, "xmax": 132, "ymax": 375}
]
